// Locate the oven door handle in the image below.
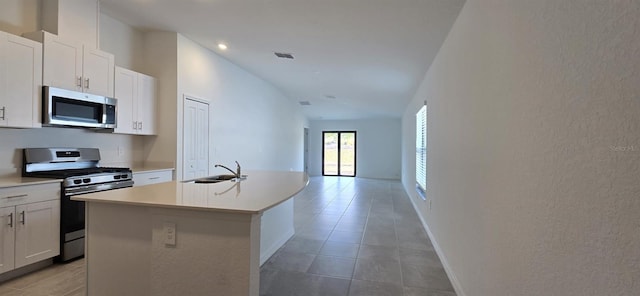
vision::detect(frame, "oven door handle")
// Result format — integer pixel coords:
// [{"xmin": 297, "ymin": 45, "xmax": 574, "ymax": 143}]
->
[{"xmin": 65, "ymin": 180, "xmax": 134, "ymax": 196}]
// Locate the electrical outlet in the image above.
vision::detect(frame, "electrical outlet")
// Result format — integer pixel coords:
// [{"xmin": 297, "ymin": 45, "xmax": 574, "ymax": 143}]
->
[
  {"xmin": 117, "ymin": 146, "xmax": 125, "ymax": 157},
  {"xmin": 163, "ymin": 222, "xmax": 176, "ymax": 246}
]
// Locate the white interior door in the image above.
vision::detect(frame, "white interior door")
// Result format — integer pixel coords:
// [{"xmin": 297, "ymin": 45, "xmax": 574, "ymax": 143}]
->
[{"xmin": 182, "ymin": 98, "xmax": 209, "ymax": 180}]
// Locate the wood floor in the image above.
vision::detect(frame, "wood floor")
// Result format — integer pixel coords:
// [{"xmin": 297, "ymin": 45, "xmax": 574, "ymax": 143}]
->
[
  {"xmin": 0, "ymin": 177, "xmax": 456, "ymax": 296},
  {"xmin": 0, "ymin": 259, "xmax": 84, "ymax": 296}
]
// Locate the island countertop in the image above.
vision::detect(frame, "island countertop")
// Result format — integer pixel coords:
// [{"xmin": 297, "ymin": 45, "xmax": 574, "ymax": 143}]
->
[{"xmin": 72, "ymin": 170, "xmax": 308, "ymax": 214}]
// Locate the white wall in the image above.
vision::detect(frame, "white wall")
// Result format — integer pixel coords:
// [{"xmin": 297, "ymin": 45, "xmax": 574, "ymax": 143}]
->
[
  {"xmin": 0, "ymin": 0, "xmax": 40, "ymax": 36},
  {"xmin": 309, "ymin": 119, "xmax": 401, "ymax": 179},
  {"xmin": 99, "ymin": 12, "xmax": 145, "ymax": 71},
  {"xmin": 141, "ymin": 31, "xmax": 179, "ymax": 168},
  {"xmin": 0, "ymin": 128, "xmax": 143, "ymax": 173},
  {"xmin": 401, "ymin": 1, "xmax": 640, "ymax": 295},
  {"xmin": 176, "ymin": 34, "xmax": 306, "ymax": 178}
]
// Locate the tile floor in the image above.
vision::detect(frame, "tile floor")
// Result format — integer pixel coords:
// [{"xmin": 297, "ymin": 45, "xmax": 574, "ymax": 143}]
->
[
  {"xmin": 0, "ymin": 176, "xmax": 456, "ymax": 296},
  {"xmin": 260, "ymin": 176, "xmax": 456, "ymax": 296}
]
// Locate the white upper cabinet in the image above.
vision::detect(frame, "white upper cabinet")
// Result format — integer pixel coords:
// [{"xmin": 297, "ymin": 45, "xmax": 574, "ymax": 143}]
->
[
  {"xmin": 137, "ymin": 73, "xmax": 157, "ymax": 135},
  {"xmin": 24, "ymin": 31, "xmax": 114, "ymax": 97},
  {"xmin": 82, "ymin": 47, "xmax": 115, "ymax": 97},
  {"xmin": 114, "ymin": 66, "xmax": 157, "ymax": 135},
  {"xmin": 114, "ymin": 67, "xmax": 136, "ymax": 134},
  {"xmin": 0, "ymin": 32, "xmax": 42, "ymax": 128}
]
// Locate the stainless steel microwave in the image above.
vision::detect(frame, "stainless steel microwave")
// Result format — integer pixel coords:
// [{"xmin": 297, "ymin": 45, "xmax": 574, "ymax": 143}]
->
[{"xmin": 43, "ymin": 86, "xmax": 117, "ymax": 129}]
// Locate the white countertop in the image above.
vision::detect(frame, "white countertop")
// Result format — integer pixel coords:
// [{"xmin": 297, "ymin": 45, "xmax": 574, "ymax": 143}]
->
[
  {"xmin": 72, "ymin": 170, "xmax": 308, "ymax": 214},
  {"xmin": 0, "ymin": 176, "xmax": 62, "ymax": 189}
]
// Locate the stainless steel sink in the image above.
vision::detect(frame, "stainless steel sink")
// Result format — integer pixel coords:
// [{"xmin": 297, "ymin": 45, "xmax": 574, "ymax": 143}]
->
[{"xmin": 193, "ymin": 174, "xmax": 236, "ymax": 183}]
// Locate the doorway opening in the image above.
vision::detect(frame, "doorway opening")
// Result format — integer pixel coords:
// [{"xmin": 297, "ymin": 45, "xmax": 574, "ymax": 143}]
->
[{"xmin": 322, "ymin": 131, "xmax": 356, "ymax": 176}]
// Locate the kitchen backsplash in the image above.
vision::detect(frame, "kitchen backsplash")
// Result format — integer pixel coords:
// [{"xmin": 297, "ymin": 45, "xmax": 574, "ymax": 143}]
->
[{"xmin": 0, "ymin": 127, "xmax": 145, "ymax": 173}]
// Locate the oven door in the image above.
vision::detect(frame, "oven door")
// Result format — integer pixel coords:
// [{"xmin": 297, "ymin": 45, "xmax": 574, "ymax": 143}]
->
[
  {"xmin": 60, "ymin": 193, "xmax": 85, "ymax": 261},
  {"xmin": 59, "ymin": 181, "xmax": 134, "ymax": 262}
]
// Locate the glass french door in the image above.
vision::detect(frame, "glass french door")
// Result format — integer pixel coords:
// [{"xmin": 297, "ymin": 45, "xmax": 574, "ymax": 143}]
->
[{"xmin": 322, "ymin": 131, "xmax": 356, "ymax": 176}]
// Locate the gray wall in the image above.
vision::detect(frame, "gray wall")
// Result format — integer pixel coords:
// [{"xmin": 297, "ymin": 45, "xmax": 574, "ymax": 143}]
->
[{"xmin": 401, "ymin": 1, "xmax": 640, "ymax": 295}]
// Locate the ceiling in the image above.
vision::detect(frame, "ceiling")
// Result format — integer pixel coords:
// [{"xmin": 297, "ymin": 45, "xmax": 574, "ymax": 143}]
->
[{"xmin": 99, "ymin": 0, "xmax": 465, "ymax": 120}]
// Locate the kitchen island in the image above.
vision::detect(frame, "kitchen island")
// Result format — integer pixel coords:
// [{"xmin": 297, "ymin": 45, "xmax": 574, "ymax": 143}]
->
[{"xmin": 73, "ymin": 170, "xmax": 308, "ymax": 296}]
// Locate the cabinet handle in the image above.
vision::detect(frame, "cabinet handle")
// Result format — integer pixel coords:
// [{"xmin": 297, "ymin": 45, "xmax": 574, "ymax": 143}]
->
[
  {"xmin": 149, "ymin": 177, "xmax": 160, "ymax": 180},
  {"xmin": 20, "ymin": 211, "xmax": 25, "ymax": 225},
  {"xmin": 85, "ymin": 78, "xmax": 90, "ymax": 89},
  {"xmin": 77, "ymin": 77, "xmax": 83, "ymax": 87},
  {"xmin": 0, "ymin": 106, "xmax": 5, "ymax": 120},
  {"xmin": 133, "ymin": 121, "xmax": 138, "ymax": 130},
  {"xmin": 4, "ymin": 194, "xmax": 28, "ymax": 199},
  {"xmin": 7, "ymin": 213, "xmax": 13, "ymax": 228},
  {"xmin": 138, "ymin": 122, "xmax": 143, "ymax": 130}
]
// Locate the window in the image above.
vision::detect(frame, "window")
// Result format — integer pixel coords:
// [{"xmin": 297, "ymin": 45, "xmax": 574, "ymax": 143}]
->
[{"xmin": 416, "ymin": 105, "xmax": 427, "ymax": 199}]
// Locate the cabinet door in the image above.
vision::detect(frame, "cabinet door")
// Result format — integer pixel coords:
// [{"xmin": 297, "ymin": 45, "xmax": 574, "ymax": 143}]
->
[
  {"xmin": 43, "ymin": 34, "xmax": 83, "ymax": 92},
  {"xmin": 0, "ymin": 33, "xmax": 5, "ymax": 127},
  {"xmin": 82, "ymin": 47, "xmax": 114, "ymax": 97},
  {"xmin": 137, "ymin": 74, "xmax": 157, "ymax": 135},
  {"xmin": 14, "ymin": 200, "xmax": 60, "ymax": 268},
  {"xmin": 0, "ymin": 34, "xmax": 42, "ymax": 128},
  {"xmin": 114, "ymin": 67, "xmax": 137, "ymax": 134},
  {"xmin": 0, "ymin": 206, "xmax": 16, "ymax": 273}
]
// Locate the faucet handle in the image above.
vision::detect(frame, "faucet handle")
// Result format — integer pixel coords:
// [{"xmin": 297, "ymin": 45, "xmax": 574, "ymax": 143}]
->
[{"xmin": 235, "ymin": 161, "xmax": 241, "ymax": 177}]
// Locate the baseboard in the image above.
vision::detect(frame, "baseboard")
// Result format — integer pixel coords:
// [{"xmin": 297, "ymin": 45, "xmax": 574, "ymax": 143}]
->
[
  {"xmin": 260, "ymin": 228, "xmax": 295, "ymax": 266},
  {"xmin": 0, "ymin": 259, "xmax": 53, "ymax": 283},
  {"xmin": 406, "ymin": 192, "xmax": 467, "ymax": 296}
]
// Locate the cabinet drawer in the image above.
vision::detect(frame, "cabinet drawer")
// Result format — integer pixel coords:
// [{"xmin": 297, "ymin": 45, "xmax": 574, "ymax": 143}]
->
[
  {"xmin": 133, "ymin": 170, "xmax": 173, "ymax": 187},
  {"xmin": 0, "ymin": 183, "xmax": 60, "ymax": 208}
]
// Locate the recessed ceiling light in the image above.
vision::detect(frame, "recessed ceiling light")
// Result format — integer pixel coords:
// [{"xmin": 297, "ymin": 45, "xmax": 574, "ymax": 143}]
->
[{"xmin": 217, "ymin": 43, "xmax": 228, "ymax": 50}]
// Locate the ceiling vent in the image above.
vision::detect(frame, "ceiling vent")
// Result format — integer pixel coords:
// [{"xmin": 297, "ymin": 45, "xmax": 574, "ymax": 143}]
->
[
  {"xmin": 275, "ymin": 52, "xmax": 295, "ymax": 59},
  {"xmin": 299, "ymin": 101, "xmax": 311, "ymax": 106}
]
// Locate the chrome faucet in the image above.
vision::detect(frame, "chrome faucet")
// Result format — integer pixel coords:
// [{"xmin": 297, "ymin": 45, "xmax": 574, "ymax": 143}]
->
[{"xmin": 215, "ymin": 161, "xmax": 241, "ymax": 178}]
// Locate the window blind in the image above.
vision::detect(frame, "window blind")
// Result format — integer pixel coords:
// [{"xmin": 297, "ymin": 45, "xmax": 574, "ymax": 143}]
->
[{"xmin": 416, "ymin": 105, "xmax": 427, "ymax": 199}]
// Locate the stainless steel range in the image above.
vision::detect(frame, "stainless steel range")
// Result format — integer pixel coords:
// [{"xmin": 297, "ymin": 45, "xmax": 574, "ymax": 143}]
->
[{"xmin": 22, "ymin": 148, "xmax": 133, "ymax": 262}]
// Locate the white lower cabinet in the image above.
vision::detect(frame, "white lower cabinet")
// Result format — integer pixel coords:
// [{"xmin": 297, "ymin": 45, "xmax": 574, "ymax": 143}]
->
[
  {"xmin": 0, "ymin": 183, "xmax": 60, "ymax": 275},
  {"xmin": 0, "ymin": 206, "xmax": 16, "ymax": 273},
  {"xmin": 133, "ymin": 170, "xmax": 173, "ymax": 187}
]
